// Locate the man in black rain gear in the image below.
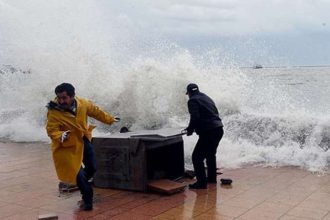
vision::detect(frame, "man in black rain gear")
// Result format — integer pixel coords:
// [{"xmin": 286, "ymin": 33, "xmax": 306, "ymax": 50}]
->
[{"xmin": 184, "ymin": 83, "xmax": 224, "ymax": 189}]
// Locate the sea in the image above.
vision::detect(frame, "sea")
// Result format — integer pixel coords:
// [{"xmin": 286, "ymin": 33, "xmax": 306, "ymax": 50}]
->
[
  {"xmin": 1, "ymin": 64, "xmax": 329, "ymax": 173},
  {"xmin": 0, "ymin": 0, "xmax": 329, "ymax": 173}
]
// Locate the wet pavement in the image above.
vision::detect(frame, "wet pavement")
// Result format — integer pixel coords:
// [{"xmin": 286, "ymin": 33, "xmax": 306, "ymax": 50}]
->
[{"xmin": 0, "ymin": 142, "xmax": 329, "ymax": 219}]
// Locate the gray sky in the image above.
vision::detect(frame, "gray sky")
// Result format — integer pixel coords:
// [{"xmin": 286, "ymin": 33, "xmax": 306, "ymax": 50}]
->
[
  {"xmin": 1, "ymin": 0, "xmax": 330, "ymax": 67},
  {"xmin": 113, "ymin": 0, "xmax": 329, "ymax": 35},
  {"xmin": 99, "ymin": 0, "xmax": 330, "ymax": 66}
]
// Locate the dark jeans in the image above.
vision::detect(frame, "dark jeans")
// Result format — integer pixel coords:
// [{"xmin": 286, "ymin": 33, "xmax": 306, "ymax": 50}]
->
[
  {"xmin": 192, "ymin": 127, "xmax": 224, "ymax": 185},
  {"xmin": 76, "ymin": 137, "xmax": 96, "ymax": 205}
]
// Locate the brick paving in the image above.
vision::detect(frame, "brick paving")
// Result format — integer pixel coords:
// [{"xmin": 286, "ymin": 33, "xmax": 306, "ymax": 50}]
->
[{"xmin": 0, "ymin": 142, "xmax": 329, "ymax": 220}]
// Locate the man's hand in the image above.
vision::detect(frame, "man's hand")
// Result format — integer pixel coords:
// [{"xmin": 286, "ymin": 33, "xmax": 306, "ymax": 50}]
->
[
  {"xmin": 60, "ymin": 130, "xmax": 71, "ymax": 143},
  {"xmin": 186, "ymin": 130, "xmax": 193, "ymax": 136},
  {"xmin": 181, "ymin": 129, "xmax": 187, "ymax": 135},
  {"xmin": 182, "ymin": 128, "xmax": 193, "ymax": 136},
  {"xmin": 114, "ymin": 117, "xmax": 120, "ymax": 122}
]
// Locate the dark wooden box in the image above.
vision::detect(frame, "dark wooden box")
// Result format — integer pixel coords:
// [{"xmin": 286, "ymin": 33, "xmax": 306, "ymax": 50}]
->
[{"xmin": 92, "ymin": 128, "xmax": 185, "ymax": 192}]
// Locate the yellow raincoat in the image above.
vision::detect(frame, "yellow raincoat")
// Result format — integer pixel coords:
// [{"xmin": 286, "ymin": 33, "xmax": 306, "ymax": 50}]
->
[{"xmin": 46, "ymin": 96, "xmax": 115, "ymax": 184}]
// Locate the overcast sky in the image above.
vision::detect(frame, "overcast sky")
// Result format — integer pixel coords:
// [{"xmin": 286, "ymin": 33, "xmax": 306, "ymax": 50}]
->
[
  {"xmin": 99, "ymin": 0, "xmax": 330, "ymax": 66},
  {"xmin": 1, "ymin": 0, "xmax": 330, "ymax": 67}
]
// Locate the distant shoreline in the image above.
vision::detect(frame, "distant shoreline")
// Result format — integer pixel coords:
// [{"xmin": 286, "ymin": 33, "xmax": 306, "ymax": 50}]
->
[{"xmin": 240, "ymin": 65, "xmax": 330, "ymax": 69}]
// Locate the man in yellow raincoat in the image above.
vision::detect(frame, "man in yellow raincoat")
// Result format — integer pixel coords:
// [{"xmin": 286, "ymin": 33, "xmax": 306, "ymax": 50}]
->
[{"xmin": 46, "ymin": 83, "xmax": 118, "ymax": 211}]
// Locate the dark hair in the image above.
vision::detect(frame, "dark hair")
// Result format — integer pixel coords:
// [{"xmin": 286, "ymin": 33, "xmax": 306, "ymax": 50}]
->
[{"xmin": 55, "ymin": 83, "xmax": 75, "ymax": 97}]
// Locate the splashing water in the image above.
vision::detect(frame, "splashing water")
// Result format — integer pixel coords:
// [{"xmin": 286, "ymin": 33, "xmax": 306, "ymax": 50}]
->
[{"xmin": 0, "ymin": 0, "xmax": 329, "ymax": 173}]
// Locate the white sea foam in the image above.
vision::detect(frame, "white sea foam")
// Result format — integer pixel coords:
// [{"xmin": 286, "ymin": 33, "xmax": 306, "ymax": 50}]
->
[{"xmin": 0, "ymin": 0, "xmax": 329, "ymax": 172}]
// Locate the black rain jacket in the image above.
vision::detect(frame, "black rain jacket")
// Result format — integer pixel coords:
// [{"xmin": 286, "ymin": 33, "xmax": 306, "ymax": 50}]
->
[{"xmin": 187, "ymin": 92, "xmax": 223, "ymax": 135}]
